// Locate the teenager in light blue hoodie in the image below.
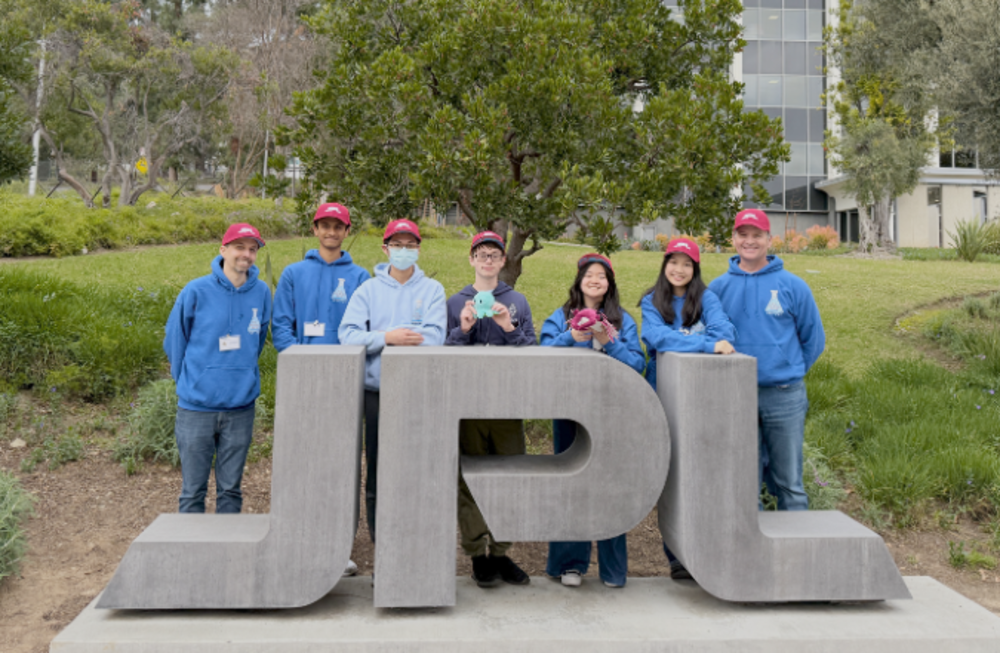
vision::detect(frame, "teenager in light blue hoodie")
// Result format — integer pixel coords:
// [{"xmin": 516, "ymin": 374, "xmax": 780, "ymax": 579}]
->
[
  {"xmin": 339, "ymin": 219, "xmax": 446, "ymax": 544},
  {"xmin": 540, "ymin": 253, "xmax": 644, "ymax": 589},
  {"xmin": 272, "ymin": 202, "xmax": 370, "ymax": 352},
  {"xmin": 163, "ymin": 223, "xmax": 272, "ymax": 514},
  {"xmin": 709, "ymin": 209, "xmax": 825, "ymax": 515},
  {"xmin": 638, "ymin": 236, "xmax": 735, "ymax": 581}
]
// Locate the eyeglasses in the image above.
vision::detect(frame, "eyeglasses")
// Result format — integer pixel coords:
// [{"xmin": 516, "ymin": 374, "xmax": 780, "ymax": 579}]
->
[
  {"xmin": 473, "ymin": 252, "xmax": 503, "ymax": 262},
  {"xmin": 386, "ymin": 243, "xmax": 420, "ymax": 251}
]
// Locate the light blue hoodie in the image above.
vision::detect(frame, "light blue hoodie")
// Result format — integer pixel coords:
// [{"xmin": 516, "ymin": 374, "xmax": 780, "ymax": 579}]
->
[
  {"xmin": 709, "ymin": 255, "xmax": 825, "ymax": 387},
  {"xmin": 338, "ymin": 262, "xmax": 447, "ymax": 390},
  {"xmin": 164, "ymin": 256, "xmax": 272, "ymax": 411},
  {"xmin": 639, "ymin": 290, "xmax": 735, "ymax": 391},
  {"xmin": 272, "ymin": 250, "xmax": 370, "ymax": 351}
]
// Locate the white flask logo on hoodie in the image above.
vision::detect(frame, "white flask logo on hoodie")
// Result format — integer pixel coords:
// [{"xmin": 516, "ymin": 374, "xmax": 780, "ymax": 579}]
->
[
  {"xmin": 765, "ymin": 290, "xmax": 784, "ymax": 317},
  {"xmin": 248, "ymin": 308, "xmax": 261, "ymax": 334},
  {"xmin": 331, "ymin": 278, "xmax": 347, "ymax": 303}
]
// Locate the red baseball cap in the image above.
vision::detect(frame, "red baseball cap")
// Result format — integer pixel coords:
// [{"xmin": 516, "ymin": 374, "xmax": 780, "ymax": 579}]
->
[
  {"xmin": 733, "ymin": 208, "xmax": 771, "ymax": 233},
  {"xmin": 471, "ymin": 230, "xmax": 505, "ymax": 253},
  {"xmin": 313, "ymin": 202, "xmax": 351, "ymax": 225},
  {"xmin": 222, "ymin": 223, "xmax": 265, "ymax": 247},
  {"xmin": 665, "ymin": 237, "xmax": 700, "ymax": 263},
  {"xmin": 577, "ymin": 252, "xmax": 614, "ymax": 274},
  {"xmin": 383, "ymin": 219, "xmax": 422, "ymax": 243}
]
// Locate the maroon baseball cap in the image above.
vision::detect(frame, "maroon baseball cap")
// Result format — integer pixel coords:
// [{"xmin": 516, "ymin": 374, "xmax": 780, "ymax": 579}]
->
[
  {"xmin": 471, "ymin": 230, "xmax": 505, "ymax": 253},
  {"xmin": 665, "ymin": 237, "xmax": 700, "ymax": 263},
  {"xmin": 577, "ymin": 252, "xmax": 614, "ymax": 274},
  {"xmin": 313, "ymin": 202, "xmax": 351, "ymax": 225},
  {"xmin": 222, "ymin": 223, "xmax": 265, "ymax": 247},
  {"xmin": 733, "ymin": 208, "xmax": 771, "ymax": 233},
  {"xmin": 383, "ymin": 219, "xmax": 422, "ymax": 243}
]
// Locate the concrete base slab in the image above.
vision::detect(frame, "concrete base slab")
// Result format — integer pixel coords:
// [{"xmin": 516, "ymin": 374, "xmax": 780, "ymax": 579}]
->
[{"xmin": 52, "ymin": 577, "xmax": 999, "ymax": 652}]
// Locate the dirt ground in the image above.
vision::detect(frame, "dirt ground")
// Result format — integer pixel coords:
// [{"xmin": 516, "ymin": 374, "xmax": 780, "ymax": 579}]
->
[{"xmin": 1, "ymin": 443, "xmax": 999, "ymax": 653}]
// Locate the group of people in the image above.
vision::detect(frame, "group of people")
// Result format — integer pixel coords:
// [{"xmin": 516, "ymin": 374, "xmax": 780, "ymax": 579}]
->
[{"xmin": 162, "ymin": 204, "xmax": 825, "ymax": 589}]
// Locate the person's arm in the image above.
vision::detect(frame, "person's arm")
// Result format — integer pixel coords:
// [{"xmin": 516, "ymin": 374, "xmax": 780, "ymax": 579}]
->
[
  {"xmin": 271, "ymin": 270, "xmax": 296, "ymax": 352},
  {"xmin": 163, "ymin": 288, "xmax": 193, "ymax": 382},
  {"xmin": 540, "ymin": 309, "xmax": 575, "ymax": 347},
  {"xmin": 794, "ymin": 281, "xmax": 826, "ymax": 372},
  {"xmin": 639, "ymin": 294, "xmax": 715, "ymax": 354},
  {"xmin": 702, "ymin": 291, "xmax": 737, "ymax": 345},
  {"xmin": 338, "ymin": 284, "xmax": 386, "ymax": 353},
  {"xmin": 445, "ymin": 297, "xmax": 474, "ymax": 346},
  {"xmin": 258, "ymin": 285, "xmax": 272, "ymax": 357},
  {"xmin": 413, "ymin": 284, "xmax": 447, "ymax": 346},
  {"xmin": 500, "ymin": 298, "xmax": 536, "ymax": 346},
  {"xmin": 602, "ymin": 314, "xmax": 646, "ymax": 373}
]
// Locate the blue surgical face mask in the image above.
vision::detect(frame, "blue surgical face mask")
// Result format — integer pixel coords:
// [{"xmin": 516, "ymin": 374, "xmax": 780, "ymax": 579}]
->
[{"xmin": 388, "ymin": 247, "xmax": 419, "ymax": 270}]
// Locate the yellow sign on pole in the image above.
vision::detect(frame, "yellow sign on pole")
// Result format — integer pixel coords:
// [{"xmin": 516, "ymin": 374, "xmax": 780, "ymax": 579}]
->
[{"xmin": 135, "ymin": 158, "xmax": 148, "ymax": 174}]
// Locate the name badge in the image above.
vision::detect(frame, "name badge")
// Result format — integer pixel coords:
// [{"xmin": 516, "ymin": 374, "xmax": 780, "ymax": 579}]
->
[
  {"xmin": 305, "ymin": 322, "xmax": 326, "ymax": 337},
  {"xmin": 219, "ymin": 335, "xmax": 241, "ymax": 351}
]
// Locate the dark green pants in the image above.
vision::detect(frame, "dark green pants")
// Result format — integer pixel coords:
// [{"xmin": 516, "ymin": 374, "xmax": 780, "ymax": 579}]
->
[{"xmin": 458, "ymin": 419, "xmax": 525, "ymax": 557}]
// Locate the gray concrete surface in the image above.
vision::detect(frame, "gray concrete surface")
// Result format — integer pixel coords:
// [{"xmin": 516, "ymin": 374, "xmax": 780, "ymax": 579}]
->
[
  {"xmin": 96, "ymin": 346, "xmax": 365, "ymax": 609},
  {"xmin": 655, "ymin": 351, "xmax": 911, "ymax": 602},
  {"xmin": 54, "ymin": 577, "xmax": 1000, "ymax": 652},
  {"xmin": 375, "ymin": 348, "xmax": 670, "ymax": 608}
]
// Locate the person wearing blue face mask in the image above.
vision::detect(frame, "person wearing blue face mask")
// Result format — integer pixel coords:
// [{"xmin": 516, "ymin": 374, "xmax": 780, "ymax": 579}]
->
[{"xmin": 339, "ymin": 219, "xmax": 447, "ymax": 549}]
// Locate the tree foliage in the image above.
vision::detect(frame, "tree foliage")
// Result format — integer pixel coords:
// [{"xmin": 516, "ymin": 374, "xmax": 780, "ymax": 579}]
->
[
  {"xmin": 824, "ymin": 0, "xmax": 939, "ymax": 252},
  {"xmin": 0, "ymin": 0, "xmax": 35, "ymax": 185},
  {"xmin": 285, "ymin": 0, "xmax": 788, "ymax": 285}
]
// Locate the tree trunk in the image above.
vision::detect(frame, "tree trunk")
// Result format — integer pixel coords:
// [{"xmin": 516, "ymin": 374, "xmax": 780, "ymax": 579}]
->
[
  {"xmin": 499, "ymin": 224, "xmax": 542, "ymax": 288},
  {"xmin": 872, "ymin": 196, "xmax": 895, "ymax": 251},
  {"xmin": 38, "ymin": 128, "xmax": 95, "ymax": 208},
  {"xmin": 858, "ymin": 197, "xmax": 896, "ymax": 254}
]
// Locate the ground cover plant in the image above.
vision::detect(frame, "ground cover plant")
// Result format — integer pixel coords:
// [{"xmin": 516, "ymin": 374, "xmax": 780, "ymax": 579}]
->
[
  {"xmin": 0, "ymin": 470, "xmax": 34, "ymax": 583},
  {"xmin": 5, "ymin": 235, "xmax": 1000, "ymax": 539}
]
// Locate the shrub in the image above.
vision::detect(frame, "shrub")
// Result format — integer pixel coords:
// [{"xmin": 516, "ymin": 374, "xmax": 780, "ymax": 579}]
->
[
  {"xmin": 982, "ymin": 221, "xmax": 1000, "ymax": 256},
  {"xmin": 113, "ymin": 379, "xmax": 180, "ymax": 475},
  {"xmin": 806, "ymin": 224, "xmax": 840, "ymax": 250},
  {"xmin": 771, "ymin": 229, "xmax": 808, "ymax": 253},
  {"xmin": 0, "ymin": 471, "xmax": 35, "ymax": 584},
  {"xmin": 19, "ymin": 431, "xmax": 85, "ymax": 472},
  {"xmin": 949, "ymin": 218, "xmax": 988, "ymax": 262}
]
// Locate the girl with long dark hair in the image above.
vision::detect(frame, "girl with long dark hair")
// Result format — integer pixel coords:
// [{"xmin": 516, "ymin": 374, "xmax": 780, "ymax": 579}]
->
[{"xmin": 539, "ymin": 253, "xmax": 644, "ymax": 589}]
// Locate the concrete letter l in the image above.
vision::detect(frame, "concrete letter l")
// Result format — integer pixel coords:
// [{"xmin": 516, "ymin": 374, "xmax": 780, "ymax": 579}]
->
[
  {"xmin": 374, "ymin": 348, "xmax": 670, "ymax": 608},
  {"xmin": 97, "ymin": 346, "xmax": 365, "ymax": 609}
]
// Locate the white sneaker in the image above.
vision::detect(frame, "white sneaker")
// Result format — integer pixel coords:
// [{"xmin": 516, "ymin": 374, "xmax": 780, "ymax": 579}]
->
[
  {"xmin": 561, "ymin": 570, "xmax": 583, "ymax": 587},
  {"xmin": 603, "ymin": 580, "xmax": 624, "ymax": 588},
  {"xmin": 343, "ymin": 559, "xmax": 359, "ymax": 577}
]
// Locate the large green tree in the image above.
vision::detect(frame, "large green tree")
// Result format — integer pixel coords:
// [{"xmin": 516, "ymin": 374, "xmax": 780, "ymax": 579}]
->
[
  {"xmin": 824, "ymin": 0, "xmax": 939, "ymax": 253},
  {"xmin": 0, "ymin": 0, "xmax": 34, "ymax": 185},
  {"xmin": 285, "ymin": 0, "xmax": 788, "ymax": 285}
]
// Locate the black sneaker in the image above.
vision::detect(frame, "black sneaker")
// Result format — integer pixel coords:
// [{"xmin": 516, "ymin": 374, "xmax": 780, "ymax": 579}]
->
[
  {"xmin": 472, "ymin": 554, "xmax": 500, "ymax": 588},
  {"xmin": 670, "ymin": 561, "xmax": 693, "ymax": 580},
  {"xmin": 492, "ymin": 555, "xmax": 530, "ymax": 585}
]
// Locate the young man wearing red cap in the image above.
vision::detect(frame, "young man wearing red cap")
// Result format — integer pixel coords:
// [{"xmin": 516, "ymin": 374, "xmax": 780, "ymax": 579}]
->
[
  {"xmin": 163, "ymin": 223, "xmax": 272, "ymax": 514},
  {"xmin": 272, "ymin": 202, "xmax": 370, "ymax": 352},
  {"xmin": 445, "ymin": 230, "xmax": 534, "ymax": 587},
  {"xmin": 339, "ymin": 219, "xmax": 447, "ymax": 543},
  {"xmin": 708, "ymin": 209, "xmax": 825, "ymax": 511}
]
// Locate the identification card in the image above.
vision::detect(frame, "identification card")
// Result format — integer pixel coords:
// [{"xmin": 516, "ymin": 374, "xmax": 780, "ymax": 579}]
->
[
  {"xmin": 304, "ymin": 322, "xmax": 326, "ymax": 337},
  {"xmin": 219, "ymin": 335, "xmax": 241, "ymax": 351}
]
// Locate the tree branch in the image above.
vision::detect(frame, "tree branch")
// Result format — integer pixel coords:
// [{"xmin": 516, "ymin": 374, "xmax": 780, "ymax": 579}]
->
[{"xmin": 456, "ymin": 191, "xmax": 478, "ymax": 224}]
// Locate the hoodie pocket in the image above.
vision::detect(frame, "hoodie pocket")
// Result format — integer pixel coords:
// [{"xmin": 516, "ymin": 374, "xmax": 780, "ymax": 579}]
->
[
  {"xmin": 187, "ymin": 366, "xmax": 260, "ymax": 408},
  {"xmin": 739, "ymin": 343, "xmax": 796, "ymax": 385}
]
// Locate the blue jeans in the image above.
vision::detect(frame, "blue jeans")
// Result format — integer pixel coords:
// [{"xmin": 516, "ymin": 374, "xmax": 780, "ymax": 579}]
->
[
  {"xmin": 545, "ymin": 420, "xmax": 628, "ymax": 586},
  {"xmin": 174, "ymin": 405, "xmax": 255, "ymax": 514},
  {"xmin": 758, "ymin": 381, "xmax": 809, "ymax": 511}
]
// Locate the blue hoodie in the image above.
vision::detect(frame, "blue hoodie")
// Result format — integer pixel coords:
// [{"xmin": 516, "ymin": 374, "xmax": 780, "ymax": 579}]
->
[
  {"xmin": 164, "ymin": 256, "xmax": 272, "ymax": 412},
  {"xmin": 272, "ymin": 250, "xmax": 370, "ymax": 352},
  {"xmin": 540, "ymin": 306, "xmax": 645, "ymax": 374},
  {"xmin": 709, "ymin": 255, "xmax": 825, "ymax": 387},
  {"xmin": 338, "ymin": 262, "xmax": 447, "ymax": 391},
  {"xmin": 640, "ymin": 290, "xmax": 735, "ymax": 390},
  {"xmin": 445, "ymin": 282, "xmax": 536, "ymax": 346}
]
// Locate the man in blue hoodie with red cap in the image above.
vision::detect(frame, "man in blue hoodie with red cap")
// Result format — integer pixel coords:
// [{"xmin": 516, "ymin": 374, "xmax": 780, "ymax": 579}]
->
[
  {"xmin": 164, "ymin": 223, "xmax": 272, "ymax": 514},
  {"xmin": 709, "ymin": 209, "xmax": 825, "ymax": 512}
]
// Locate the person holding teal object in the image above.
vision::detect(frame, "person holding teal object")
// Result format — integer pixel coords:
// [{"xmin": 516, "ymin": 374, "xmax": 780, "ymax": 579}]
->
[
  {"xmin": 540, "ymin": 252, "xmax": 644, "ymax": 589},
  {"xmin": 639, "ymin": 236, "xmax": 735, "ymax": 581}
]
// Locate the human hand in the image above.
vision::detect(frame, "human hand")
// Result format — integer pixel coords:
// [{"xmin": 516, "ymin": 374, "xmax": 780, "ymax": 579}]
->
[
  {"xmin": 591, "ymin": 324, "xmax": 611, "ymax": 346},
  {"xmin": 714, "ymin": 340, "xmax": 735, "ymax": 355},
  {"xmin": 571, "ymin": 329, "xmax": 593, "ymax": 343},
  {"xmin": 460, "ymin": 300, "xmax": 477, "ymax": 333},
  {"xmin": 490, "ymin": 303, "xmax": 515, "ymax": 332},
  {"xmin": 386, "ymin": 328, "xmax": 425, "ymax": 346}
]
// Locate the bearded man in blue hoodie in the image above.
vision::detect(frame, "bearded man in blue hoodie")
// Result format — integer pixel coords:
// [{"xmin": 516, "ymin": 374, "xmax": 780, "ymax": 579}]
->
[
  {"xmin": 709, "ymin": 209, "xmax": 825, "ymax": 512},
  {"xmin": 164, "ymin": 223, "xmax": 272, "ymax": 514},
  {"xmin": 272, "ymin": 202, "xmax": 370, "ymax": 352},
  {"xmin": 339, "ymin": 219, "xmax": 447, "ymax": 543},
  {"xmin": 445, "ymin": 230, "xmax": 534, "ymax": 588}
]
